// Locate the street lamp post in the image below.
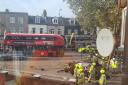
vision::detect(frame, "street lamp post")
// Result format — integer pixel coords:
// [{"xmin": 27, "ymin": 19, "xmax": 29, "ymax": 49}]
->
[{"xmin": 122, "ymin": 1, "xmax": 128, "ymax": 85}]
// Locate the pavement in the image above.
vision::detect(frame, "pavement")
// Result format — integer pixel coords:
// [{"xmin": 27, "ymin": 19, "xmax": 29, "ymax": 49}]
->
[{"xmin": 0, "ymin": 51, "xmax": 122, "ymax": 85}]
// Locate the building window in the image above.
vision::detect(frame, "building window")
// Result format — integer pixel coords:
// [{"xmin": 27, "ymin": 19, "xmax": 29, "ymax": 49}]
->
[
  {"xmin": 19, "ymin": 30, "xmax": 23, "ymax": 33},
  {"xmin": 58, "ymin": 29, "xmax": 62, "ymax": 35},
  {"xmin": 0, "ymin": 17, "xmax": 1, "ymax": 22},
  {"xmin": 19, "ymin": 27, "xmax": 23, "ymax": 33},
  {"xmin": 32, "ymin": 28, "xmax": 36, "ymax": 34},
  {"xmin": 11, "ymin": 27, "xmax": 16, "ymax": 33},
  {"xmin": 49, "ymin": 29, "xmax": 54, "ymax": 34},
  {"xmin": 74, "ymin": 29, "xmax": 78, "ymax": 34},
  {"xmin": 84, "ymin": 30, "xmax": 87, "ymax": 34},
  {"xmin": 18, "ymin": 17, "xmax": 23, "ymax": 24},
  {"xmin": 68, "ymin": 29, "xmax": 71, "ymax": 35},
  {"xmin": 52, "ymin": 18, "xmax": 58, "ymax": 24},
  {"xmin": 35, "ymin": 16, "xmax": 40, "ymax": 23},
  {"xmin": 10, "ymin": 17, "xmax": 15, "ymax": 23},
  {"xmin": 40, "ymin": 28, "xmax": 43, "ymax": 34},
  {"xmin": 69, "ymin": 19, "xmax": 75, "ymax": 25}
]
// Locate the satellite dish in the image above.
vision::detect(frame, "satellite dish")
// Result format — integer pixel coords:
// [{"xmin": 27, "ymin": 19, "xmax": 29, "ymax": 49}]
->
[{"xmin": 96, "ymin": 29, "xmax": 114, "ymax": 57}]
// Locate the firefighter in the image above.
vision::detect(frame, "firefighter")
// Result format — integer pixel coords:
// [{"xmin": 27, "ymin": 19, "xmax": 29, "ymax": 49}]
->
[
  {"xmin": 74, "ymin": 64, "xmax": 79, "ymax": 76},
  {"xmin": 77, "ymin": 68, "xmax": 85, "ymax": 85},
  {"xmin": 74, "ymin": 63, "xmax": 84, "ymax": 84},
  {"xmin": 95, "ymin": 60, "xmax": 102, "ymax": 80},
  {"xmin": 88, "ymin": 62, "xmax": 96, "ymax": 82},
  {"xmin": 99, "ymin": 68, "xmax": 106, "ymax": 85},
  {"xmin": 74, "ymin": 63, "xmax": 80, "ymax": 84},
  {"xmin": 68, "ymin": 62, "xmax": 75, "ymax": 75},
  {"xmin": 110, "ymin": 58, "xmax": 118, "ymax": 73},
  {"xmin": 78, "ymin": 48, "xmax": 86, "ymax": 53}
]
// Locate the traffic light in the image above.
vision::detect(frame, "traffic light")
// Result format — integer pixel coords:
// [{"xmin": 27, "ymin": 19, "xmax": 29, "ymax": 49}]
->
[{"xmin": 117, "ymin": 0, "xmax": 127, "ymax": 8}]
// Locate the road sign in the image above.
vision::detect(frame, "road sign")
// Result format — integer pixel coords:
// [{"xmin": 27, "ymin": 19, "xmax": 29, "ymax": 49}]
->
[{"xmin": 96, "ymin": 29, "xmax": 114, "ymax": 57}]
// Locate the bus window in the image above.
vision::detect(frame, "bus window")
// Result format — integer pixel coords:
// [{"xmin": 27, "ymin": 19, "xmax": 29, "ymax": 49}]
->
[
  {"xmin": 5, "ymin": 36, "xmax": 10, "ymax": 40},
  {"xmin": 46, "ymin": 36, "xmax": 56, "ymax": 41},
  {"xmin": 40, "ymin": 36, "xmax": 47, "ymax": 40},
  {"xmin": 39, "ymin": 36, "xmax": 56, "ymax": 41},
  {"xmin": 33, "ymin": 36, "xmax": 40, "ymax": 40},
  {"xmin": 16, "ymin": 36, "xmax": 21, "ymax": 40},
  {"xmin": 26, "ymin": 36, "xmax": 33, "ymax": 40},
  {"xmin": 35, "ymin": 46, "xmax": 47, "ymax": 50},
  {"xmin": 18, "ymin": 36, "xmax": 24, "ymax": 40},
  {"xmin": 13, "ymin": 36, "xmax": 17, "ymax": 40},
  {"xmin": 0, "ymin": 35, "xmax": 4, "ymax": 40},
  {"xmin": 5, "ymin": 36, "xmax": 17, "ymax": 40}
]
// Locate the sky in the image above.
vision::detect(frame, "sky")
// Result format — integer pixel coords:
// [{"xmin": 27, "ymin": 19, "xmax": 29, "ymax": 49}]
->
[{"xmin": 0, "ymin": 0, "xmax": 75, "ymax": 18}]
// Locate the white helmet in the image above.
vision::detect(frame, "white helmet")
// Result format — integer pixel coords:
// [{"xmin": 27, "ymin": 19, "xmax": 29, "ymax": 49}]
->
[{"xmin": 78, "ymin": 63, "xmax": 82, "ymax": 66}]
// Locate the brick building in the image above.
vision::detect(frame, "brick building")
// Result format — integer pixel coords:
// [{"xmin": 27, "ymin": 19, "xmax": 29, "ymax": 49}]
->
[{"xmin": 0, "ymin": 9, "xmax": 28, "ymax": 34}]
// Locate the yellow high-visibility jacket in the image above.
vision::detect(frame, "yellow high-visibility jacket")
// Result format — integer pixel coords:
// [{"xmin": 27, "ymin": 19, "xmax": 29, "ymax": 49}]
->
[
  {"xmin": 111, "ymin": 60, "xmax": 118, "ymax": 69},
  {"xmin": 74, "ymin": 64, "xmax": 83, "ymax": 76},
  {"xmin": 77, "ymin": 72, "xmax": 85, "ymax": 84},
  {"xmin": 78, "ymin": 48, "xmax": 86, "ymax": 53},
  {"xmin": 89, "ymin": 64, "xmax": 95, "ymax": 73},
  {"xmin": 99, "ymin": 74, "xmax": 106, "ymax": 85}
]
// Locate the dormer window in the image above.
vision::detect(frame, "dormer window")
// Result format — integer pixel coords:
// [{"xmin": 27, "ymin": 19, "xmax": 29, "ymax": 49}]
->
[
  {"xmin": 69, "ymin": 19, "xmax": 75, "ymax": 25},
  {"xmin": 52, "ymin": 18, "xmax": 58, "ymax": 24},
  {"xmin": 35, "ymin": 16, "xmax": 40, "ymax": 23}
]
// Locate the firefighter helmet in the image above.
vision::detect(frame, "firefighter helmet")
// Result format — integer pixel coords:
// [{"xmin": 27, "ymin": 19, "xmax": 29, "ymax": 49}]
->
[
  {"xmin": 100, "ymin": 69, "xmax": 105, "ymax": 74},
  {"xmin": 92, "ymin": 62, "xmax": 96, "ymax": 66}
]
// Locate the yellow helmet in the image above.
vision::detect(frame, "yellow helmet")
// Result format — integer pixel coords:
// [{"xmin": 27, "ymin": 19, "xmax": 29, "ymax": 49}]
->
[
  {"xmin": 79, "ymin": 63, "xmax": 83, "ymax": 68},
  {"xmin": 92, "ymin": 62, "xmax": 96, "ymax": 66},
  {"xmin": 75, "ymin": 64, "xmax": 79, "ymax": 68},
  {"xmin": 100, "ymin": 69, "xmax": 105, "ymax": 74},
  {"xmin": 79, "ymin": 69, "xmax": 83, "ymax": 73}
]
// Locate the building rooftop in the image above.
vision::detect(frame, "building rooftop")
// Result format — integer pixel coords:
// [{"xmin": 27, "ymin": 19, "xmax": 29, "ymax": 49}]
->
[
  {"xmin": 28, "ymin": 16, "xmax": 80, "ymax": 26},
  {"xmin": 0, "ymin": 11, "xmax": 28, "ymax": 15}
]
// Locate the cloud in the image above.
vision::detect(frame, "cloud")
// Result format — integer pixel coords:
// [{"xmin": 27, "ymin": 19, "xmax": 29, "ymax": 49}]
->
[{"xmin": 0, "ymin": 0, "xmax": 75, "ymax": 17}]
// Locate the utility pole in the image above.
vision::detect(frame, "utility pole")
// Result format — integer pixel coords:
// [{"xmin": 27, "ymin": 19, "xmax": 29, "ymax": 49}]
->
[{"xmin": 122, "ymin": 1, "xmax": 128, "ymax": 85}]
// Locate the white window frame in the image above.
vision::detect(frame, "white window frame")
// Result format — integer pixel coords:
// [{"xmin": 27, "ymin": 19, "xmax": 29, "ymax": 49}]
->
[
  {"xmin": 84, "ymin": 30, "xmax": 87, "ymax": 34},
  {"xmin": 52, "ymin": 18, "xmax": 58, "ymax": 24},
  {"xmin": 49, "ymin": 29, "xmax": 54, "ymax": 34},
  {"xmin": 35, "ymin": 16, "xmax": 40, "ymax": 23},
  {"xmin": 74, "ymin": 29, "xmax": 78, "ymax": 34},
  {"xmin": 32, "ymin": 28, "xmax": 36, "ymax": 34},
  {"xmin": 40, "ymin": 28, "xmax": 43, "ymax": 34},
  {"xmin": 68, "ymin": 29, "xmax": 71, "ymax": 35},
  {"xmin": 18, "ymin": 17, "xmax": 23, "ymax": 24},
  {"xmin": 19, "ymin": 27, "xmax": 23, "ymax": 33},
  {"xmin": 10, "ymin": 17, "xmax": 15, "ymax": 23},
  {"xmin": 11, "ymin": 27, "xmax": 15, "ymax": 33},
  {"xmin": 69, "ymin": 19, "xmax": 75, "ymax": 25},
  {"xmin": 58, "ymin": 29, "xmax": 62, "ymax": 35}
]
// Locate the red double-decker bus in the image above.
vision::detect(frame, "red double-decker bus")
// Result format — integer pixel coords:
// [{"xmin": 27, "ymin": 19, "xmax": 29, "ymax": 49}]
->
[{"xmin": 3, "ymin": 33, "xmax": 64, "ymax": 57}]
